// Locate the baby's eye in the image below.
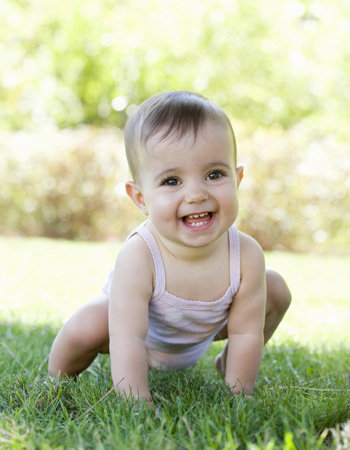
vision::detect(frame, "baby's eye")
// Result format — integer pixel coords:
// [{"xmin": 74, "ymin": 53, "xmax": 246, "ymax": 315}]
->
[
  {"xmin": 206, "ymin": 170, "xmax": 225, "ymax": 181},
  {"xmin": 161, "ymin": 176, "xmax": 181, "ymax": 186}
]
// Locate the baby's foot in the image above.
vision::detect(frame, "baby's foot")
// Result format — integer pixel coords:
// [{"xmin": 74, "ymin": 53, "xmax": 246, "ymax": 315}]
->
[
  {"xmin": 215, "ymin": 342, "xmax": 228, "ymax": 376},
  {"xmin": 215, "ymin": 352, "xmax": 225, "ymax": 376}
]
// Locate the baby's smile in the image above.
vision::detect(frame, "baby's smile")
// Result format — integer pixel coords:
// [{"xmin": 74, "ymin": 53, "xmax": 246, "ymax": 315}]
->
[{"xmin": 180, "ymin": 211, "xmax": 215, "ymax": 229}]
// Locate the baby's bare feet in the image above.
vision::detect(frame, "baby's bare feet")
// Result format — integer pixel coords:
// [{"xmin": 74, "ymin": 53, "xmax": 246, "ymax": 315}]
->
[
  {"xmin": 215, "ymin": 342, "xmax": 228, "ymax": 376},
  {"xmin": 215, "ymin": 353, "xmax": 225, "ymax": 376}
]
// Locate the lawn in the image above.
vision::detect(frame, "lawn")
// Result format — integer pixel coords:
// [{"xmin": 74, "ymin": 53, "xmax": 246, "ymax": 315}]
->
[{"xmin": 0, "ymin": 236, "xmax": 349, "ymax": 449}]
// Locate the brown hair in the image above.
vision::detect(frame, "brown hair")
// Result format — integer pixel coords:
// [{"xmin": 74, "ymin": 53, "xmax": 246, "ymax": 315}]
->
[{"xmin": 124, "ymin": 90, "xmax": 236, "ymax": 181}]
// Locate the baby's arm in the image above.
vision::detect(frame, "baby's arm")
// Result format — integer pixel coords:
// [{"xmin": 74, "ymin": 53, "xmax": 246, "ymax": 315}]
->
[
  {"xmin": 108, "ymin": 236, "xmax": 154, "ymax": 407},
  {"xmin": 225, "ymin": 233, "xmax": 266, "ymax": 396}
]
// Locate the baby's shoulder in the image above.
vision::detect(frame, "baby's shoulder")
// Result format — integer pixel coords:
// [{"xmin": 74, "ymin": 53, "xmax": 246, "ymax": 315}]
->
[
  {"xmin": 116, "ymin": 233, "xmax": 154, "ymax": 274},
  {"xmin": 238, "ymin": 231, "xmax": 265, "ymax": 273}
]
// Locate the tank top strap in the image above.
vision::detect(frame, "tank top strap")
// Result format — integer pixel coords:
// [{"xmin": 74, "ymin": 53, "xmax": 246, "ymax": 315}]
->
[
  {"xmin": 127, "ymin": 221, "xmax": 166, "ymax": 297},
  {"xmin": 228, "ymin": 225, "xmax": 241, "ymax": 293}
]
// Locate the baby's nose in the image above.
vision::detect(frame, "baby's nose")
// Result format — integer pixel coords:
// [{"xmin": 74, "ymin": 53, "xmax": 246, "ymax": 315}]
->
[{"xmin": 184, "ymin": 182, "xmax": 208, "ymax": 203}]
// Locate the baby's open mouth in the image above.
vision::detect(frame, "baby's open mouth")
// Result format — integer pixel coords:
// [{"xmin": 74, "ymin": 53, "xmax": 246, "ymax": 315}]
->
[{"xmin": 181, "ymin": 212, "xmax": 213, "ymax": 227}]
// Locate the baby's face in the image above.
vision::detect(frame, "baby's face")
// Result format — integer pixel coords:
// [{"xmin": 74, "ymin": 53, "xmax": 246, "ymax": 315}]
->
[{"xmin": 133, "ymin": 119, "xmax": 242, "ymax": 249}]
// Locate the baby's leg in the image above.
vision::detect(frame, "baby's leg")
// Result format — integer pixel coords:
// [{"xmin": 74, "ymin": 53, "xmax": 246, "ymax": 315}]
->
[
  {"xmin": 215, "ymin": 269, "xmax": 291, "ymax": 375},
  {"xmin": 48, "ymin": 295, "xmax": 109, "ymax": 378},
  {"xmin": 263, "ymin": 269, "xmax": 292, "ymax": 343}
]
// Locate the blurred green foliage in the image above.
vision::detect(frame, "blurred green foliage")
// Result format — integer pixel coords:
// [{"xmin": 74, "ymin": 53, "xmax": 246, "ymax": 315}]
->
[
  {"xmin": 1, "ymin": 125, "xmax": 348, "ymax": 251},
  {"xmin": 1, "ymin": 0, "xmax": 349, "ymax": 131},
  {"xmin": 0, "ymin": 127, "xmax": 142, "ymax": 240},
  {"xmin": 0, "ymin": 0, "xmax": 349, "ymax": 250}
]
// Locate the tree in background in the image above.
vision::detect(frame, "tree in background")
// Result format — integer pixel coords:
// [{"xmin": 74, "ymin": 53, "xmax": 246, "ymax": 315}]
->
[{"xmin": 1, "ymin": 0, "xmax": 349, "ymax": 132}]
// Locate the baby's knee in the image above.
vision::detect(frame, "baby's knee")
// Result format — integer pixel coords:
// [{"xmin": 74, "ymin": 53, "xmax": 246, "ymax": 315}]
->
[
  {"xmin": 266, "ymin": 270, "xmax": 292, "ymax": 313},
  {"xmin": 64, "ymin": 302, "xmax": 109, "ymax": 350}
]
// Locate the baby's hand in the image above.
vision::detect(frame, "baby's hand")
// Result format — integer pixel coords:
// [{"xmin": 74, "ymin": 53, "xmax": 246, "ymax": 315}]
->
[
  {"xmin": 142, "ymin": 399, "xmax": 163, "ymax": 417},
  {"xmin": 232, "ymin": 390, "xmax": 253, "ymax": 400},
  {"xmin": 145, "ymin": 398, "xmax": 154, "ymax": 410}
]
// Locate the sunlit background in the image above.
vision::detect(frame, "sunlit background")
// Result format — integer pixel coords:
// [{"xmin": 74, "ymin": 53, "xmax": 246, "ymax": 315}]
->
[{"xmin": 0, "ymin": 0, "xmax": 349, "ymax": 252}]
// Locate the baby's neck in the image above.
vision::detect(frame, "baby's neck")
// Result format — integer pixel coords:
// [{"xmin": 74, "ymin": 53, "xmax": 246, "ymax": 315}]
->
[{"xmin": 149, "ymin": 226, "xmax": 228, "ymax": 263}]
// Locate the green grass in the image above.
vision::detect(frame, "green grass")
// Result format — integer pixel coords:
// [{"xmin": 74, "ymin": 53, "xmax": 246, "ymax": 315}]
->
[{"xmin": 0, "ymin": 236, "xmax": 349, "ymax": 449}]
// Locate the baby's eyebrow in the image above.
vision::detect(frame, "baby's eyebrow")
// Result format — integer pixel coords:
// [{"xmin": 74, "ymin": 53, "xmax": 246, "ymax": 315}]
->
[
  {"xmin": 205, "ymin": 161, "xmax": 233, "ymax": 171},
  {"xmin": 154, "ymin": 168, "xmax": 179, "ymax": 182}
]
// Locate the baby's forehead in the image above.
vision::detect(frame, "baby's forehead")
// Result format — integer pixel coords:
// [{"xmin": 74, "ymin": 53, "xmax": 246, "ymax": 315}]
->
[{"xmin": 144, "ymin": 119, "xmax": 235, "ymax": 156}]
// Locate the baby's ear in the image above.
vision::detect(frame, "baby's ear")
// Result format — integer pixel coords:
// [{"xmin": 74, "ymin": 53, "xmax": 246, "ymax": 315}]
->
[
  {"xmin": 236, "ymin": 166, "xmax": 244, "ymax": 188},
  {"xmin": 125, "ymin": 181, "xmax": 149, "ymax": 215}
]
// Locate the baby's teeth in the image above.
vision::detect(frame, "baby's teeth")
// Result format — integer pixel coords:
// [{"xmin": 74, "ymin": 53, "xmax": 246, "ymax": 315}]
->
[
  {"xmin": 188, "ymin": 213, "xmax": 208, "ymax": 219},
  {"xmin": 190, "ymin": 221, "xmax": 204, "ymax": 227}
]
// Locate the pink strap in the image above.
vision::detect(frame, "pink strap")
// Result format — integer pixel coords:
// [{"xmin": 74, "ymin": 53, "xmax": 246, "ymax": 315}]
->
[
  {"xmin": 229, "ymin": 225, "xmax": 241, "ymax": 293},
  {"xmin": 128, "ymin": 221, "xmax": 166, "ymax": 297}
]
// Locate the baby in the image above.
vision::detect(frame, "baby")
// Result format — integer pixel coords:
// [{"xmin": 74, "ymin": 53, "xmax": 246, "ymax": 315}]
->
[{"xmin": 49, "ymin": 90, "xmax": 291, "ymax": 408}]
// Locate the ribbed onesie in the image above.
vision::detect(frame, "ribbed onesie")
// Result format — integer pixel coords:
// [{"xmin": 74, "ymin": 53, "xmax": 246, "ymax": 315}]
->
[{"xmin": 103, "ymin": 221, "xmax": 241, "ymax": 370}]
